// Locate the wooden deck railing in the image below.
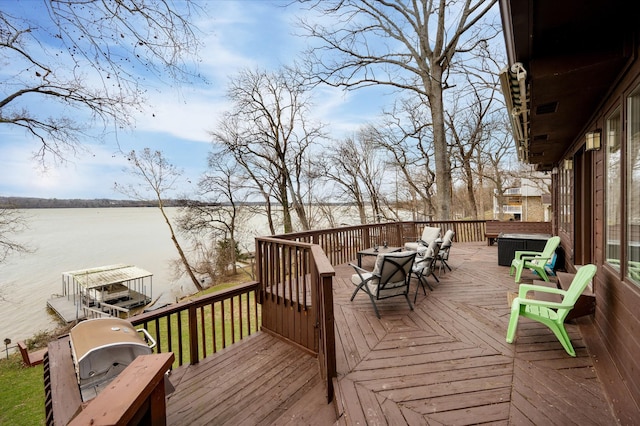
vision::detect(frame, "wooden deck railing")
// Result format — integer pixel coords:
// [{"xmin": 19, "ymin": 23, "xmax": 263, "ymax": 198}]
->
[
  {"xmin": 255, "ymin": 237, "xmax": 336, "ymax": 402},
  {"xmin": 130, "ymin": 281, "xmax": 260, "ymax": 368},
  {"xmin": 271, "ymin": 220, "xmax": 486, "ymax": 266}
]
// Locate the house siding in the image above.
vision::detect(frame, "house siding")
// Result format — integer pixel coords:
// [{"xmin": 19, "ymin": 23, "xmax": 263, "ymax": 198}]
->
[
  {"xmin": 524, "ymin": 197, "xmax": 545, "ymax": 221},
  {"xmin": 559, "ymin": 44, "xmax": 640, "ymax": 415}
]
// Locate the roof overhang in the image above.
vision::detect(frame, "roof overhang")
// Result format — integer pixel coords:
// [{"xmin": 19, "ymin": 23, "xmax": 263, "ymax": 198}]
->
[{"xmin": 499, "ymin": 0, "xmax": 637, "ymax": 170}]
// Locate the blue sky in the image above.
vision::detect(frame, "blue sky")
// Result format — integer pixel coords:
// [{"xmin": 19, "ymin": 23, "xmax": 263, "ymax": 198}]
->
[{"xmin": 0, "ymin": 0, "xmax": 392, "ymax": 200}]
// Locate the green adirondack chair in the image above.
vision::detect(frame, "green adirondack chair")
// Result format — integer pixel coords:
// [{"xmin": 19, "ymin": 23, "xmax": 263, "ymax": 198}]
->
[
  {"xmin": 506, "ymin": 264, "xmax": 597, "ymax": 356},
  {"xmin": 509, "ymin": 236, "xmax": 561, "ymax": 283}
]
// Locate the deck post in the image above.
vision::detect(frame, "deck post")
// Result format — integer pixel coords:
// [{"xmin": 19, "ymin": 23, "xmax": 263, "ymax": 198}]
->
[
  {"xmin": 188, "ymin": 305, "xmax": 199, "ymax": 365},
  {"xmin": 320, "ymin": 273, "xmax": 336, "ymax": 402},
  {"xmin": 362, "ymin": 227, "xmax": 371, "ymax": 250}
]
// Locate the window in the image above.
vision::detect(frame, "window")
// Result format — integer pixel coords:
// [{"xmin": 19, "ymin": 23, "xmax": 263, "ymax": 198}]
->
[
  {"xmin": 559, "ymin": 160, "xmax": 572, "ymax": 234},
  {"xmin": 627, "ymin": 88, "xmax": 640, "ymax": 284},
  {"xmin": 606, "ymin": 108, "xmax": 621, "ymax": 270}
]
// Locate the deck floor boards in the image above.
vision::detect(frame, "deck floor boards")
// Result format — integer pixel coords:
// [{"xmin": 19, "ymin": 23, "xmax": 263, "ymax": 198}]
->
[{"xmin": 166, "ymin": 242, "xmax": 619, "ymax": 425}]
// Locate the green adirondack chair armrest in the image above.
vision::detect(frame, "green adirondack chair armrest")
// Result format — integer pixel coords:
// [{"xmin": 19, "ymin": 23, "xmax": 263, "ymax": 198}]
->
[
  {"xmin": 520, "ymin": 254, "xmax": 550, "ymax": 262},
  {"xmin": 513, "ymin": 250, "xmax": 543, "ymax": 260},
  {"xmin": 517, "ymin": 283, "xmax": 567, "ymax": 298},
  {"xmin": 511, "ymin": 297, "xmax": 574, "ymax": 310}
]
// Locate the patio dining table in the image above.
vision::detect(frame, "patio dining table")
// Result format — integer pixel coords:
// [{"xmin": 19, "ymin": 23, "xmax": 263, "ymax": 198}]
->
[{"xmin": 356, "ymin": 246, "xmax": 402, "ymax": 267}]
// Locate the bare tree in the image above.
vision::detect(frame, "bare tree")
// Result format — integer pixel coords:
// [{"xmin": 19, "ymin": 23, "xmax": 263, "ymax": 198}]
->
[
  {"xmin": 297, "ymin": 0, "xmax": 499, "ymax": 219},
  {"xmin": 481, "ymin": 123, "xmax": 518, "ymax": 219},
  {"xmin": 363, "ymin": 96, "xmax": 437, "ymax": 220},
  {"xmin": 114, "ymin": 148, "xmax": 203, "ymax": 292},
  {"xmin": 314, "ymin": 132, "xmax": 387, "ymax": 224},
  {"xmin": 0, "ymin": 1, "xmax": 200, "ymax": 162},
  {"xmin": 446, "ymin": 75, "xmax": 500, "ymax": 219},
  {"xmin": 0, "ymin": 206, "xmax": 30, "ymax": 264},
  {"xmin": 313, "ymin": 137, "xmax": 369, "ymax": 224},
  {"xmin": 357, "ymin": 134, "xmax": 386, "ymax": 222},
  {"xmin": 210, "ymin": 67, "xmax": 325, "ymax": 233},
  {"xmin": 178, "ymin": 149, "xmax": 253, "ymax": 280}
]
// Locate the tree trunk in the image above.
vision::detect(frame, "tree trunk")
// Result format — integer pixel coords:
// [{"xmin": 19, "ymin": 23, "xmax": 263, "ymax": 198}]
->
[
  {"xmin": 291, "ymin": 192, "xmax": 310, "ymax": 230},
  {"xmin": 280, "ymin": 180, "xmax": 293, "ymax": 233},
  {"xmin": 229, "ymin": 232, "xmax": 238, "ymax": 275},
  {"xmin": 464, "ymin": 162, "xmax": 479, "ymax": 219},
  {"xmin": 158, "ymin": 202, "xmax": 203, "ymax": 292},
  {"xmin": 477, "ymin": 151, "xmax": 486, "ymax": 219},
  {"xmin": 428, "ymin": 65, "xmax": 453, "ymax": 220},
  {"xmin": 358, "ymin": 203, "xmax": 367, "ymax": 224},
  {"xmin": 265, "ymin": 200, "xmax": 276, "ymax": 235}
]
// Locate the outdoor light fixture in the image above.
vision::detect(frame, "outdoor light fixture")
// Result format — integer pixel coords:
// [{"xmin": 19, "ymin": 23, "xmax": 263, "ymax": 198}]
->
[
  {"xmin": 586, "ymin": 130, "xmax": 602, "ymax": 151},
  {"xmin": 564, "ymin": 159, "xmax": 573, "ymax": 170},
  {"xmin": 4, "ymin": 338, "xmax": 10, "ymax": 360}
]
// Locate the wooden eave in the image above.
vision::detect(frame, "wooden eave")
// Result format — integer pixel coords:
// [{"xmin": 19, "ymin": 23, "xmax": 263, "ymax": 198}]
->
[{"xmin": 499, "ymin": 0, "xmax": 637, "ymax": 170}]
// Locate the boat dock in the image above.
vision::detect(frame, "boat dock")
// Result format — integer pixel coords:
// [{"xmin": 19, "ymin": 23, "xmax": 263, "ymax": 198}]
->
[
  {"xmin": 48, "ymin": 264, "xmax": 153, "ymax": 323},
  {"xmin": 47, "ymin": 295, "xmax": 87, "ymax": 323}
]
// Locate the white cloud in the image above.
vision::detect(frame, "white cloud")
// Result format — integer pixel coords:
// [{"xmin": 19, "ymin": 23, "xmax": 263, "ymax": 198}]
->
[
  {"xmin": 0, "ymin": 137, "xmax": 129, "ymax": 198},
  {"xmin": 130, "ymin": 2, "xmax": 304, "ymax": 144},
  {"xmin": 309, "ymin": 84, "xmax": 394, "ymax": 140},
  {"xmin": 1, "ymin": 1, "xmax": 395, "ymax": 199},
  {"xmin": 134, "ymin": 86, "xmax": 225, "ymax": 143}
]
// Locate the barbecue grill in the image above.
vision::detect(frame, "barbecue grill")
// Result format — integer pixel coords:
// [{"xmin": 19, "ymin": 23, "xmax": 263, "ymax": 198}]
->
[{"xmin": 69, "ymin": 317, "xmax": 156, "ymax": 401}]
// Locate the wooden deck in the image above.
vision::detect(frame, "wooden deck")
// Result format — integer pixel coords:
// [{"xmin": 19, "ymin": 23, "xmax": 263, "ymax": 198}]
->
[
  {"xmin": 166, "ymin": 332, "xmax": 336, "ymax": 425},
  {"xmin": 165, "ymin": 242, "xmax": 619, "ymax": 425},
  {"xmin": 47, "ymin": 295, "xmax": 87, "ymax": 323}
]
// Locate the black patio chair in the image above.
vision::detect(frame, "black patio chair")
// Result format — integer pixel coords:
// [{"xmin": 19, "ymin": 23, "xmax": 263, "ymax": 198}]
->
[{"xmin": 349, "ymin": 251, "xmax": 417, "ymax": 318}]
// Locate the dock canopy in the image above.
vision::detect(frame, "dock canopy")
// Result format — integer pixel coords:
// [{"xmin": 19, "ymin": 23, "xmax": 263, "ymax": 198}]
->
[
  {"xmin": 63, "ymin": 264, "xmax": 153, "ymax": 289},
  {"xmin": 50, "ymin": 264, "xmax": 154, "ymax": 324}
]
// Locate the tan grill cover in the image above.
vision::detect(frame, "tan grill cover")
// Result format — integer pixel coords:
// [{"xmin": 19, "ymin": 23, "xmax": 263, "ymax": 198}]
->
[{"xmin": 70, "ymin": 318, "xmax": 152, "ymax": 382}]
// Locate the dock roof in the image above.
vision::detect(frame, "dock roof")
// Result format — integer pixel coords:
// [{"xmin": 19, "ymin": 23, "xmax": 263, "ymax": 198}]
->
[{"xmin": 62, "ymin": 264, "xmax": 153, "ymax": 289}]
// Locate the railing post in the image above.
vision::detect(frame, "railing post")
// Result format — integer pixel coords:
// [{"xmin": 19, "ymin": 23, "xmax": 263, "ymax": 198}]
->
[
  {"xmin": 188, "ymin": 305, "xmax": 199, "ymax": 365},
  {"xmin": 394, "ymin": 222, "xmax": 404, "ymax": 247},
  {"xmin": 362, "ymin": 227, "xmax": 371, "ymax": 249},
  {"xmin": 320, "ymin": 274, "xmax": 336, "ymax": 403}
]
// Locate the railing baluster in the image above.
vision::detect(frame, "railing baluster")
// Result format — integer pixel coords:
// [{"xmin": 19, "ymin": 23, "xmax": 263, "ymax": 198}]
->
[
  {"xmin": 188, "ymin": 305, "xmax": 198, "ymax": 365},
  {"xmin": 220, "ymin": 299, "xmax": 226, "ymax": 349},
  {"xmin": 230, "ymin": 296, "xmax": 236, "ymax": 344},
  {"xmin": 211, "ymin": 302, "xmax": 219, "ymax": 353},
  {"xmin": 199, "ymin": 306, "xmax": 206, "ymax": 359},
  {"xmin": 167, "ymin": 313, "xmax": 172, "ymax": 361},
  {"xmin": 177, "ymin": 311, "xmax": 184, "ymax": 365},
  {"xmin": 154, "ymin": 318, "xmax": 161, "ymax": 354},
  {"xmin": 238, "ymin": 294, "xmax": 244, "ymax": 339}
]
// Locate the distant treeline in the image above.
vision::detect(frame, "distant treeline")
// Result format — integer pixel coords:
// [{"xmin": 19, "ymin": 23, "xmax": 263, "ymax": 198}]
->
[
  {"xmin": 0, "ymin": 197, "xmax": 172, "ymax": 209},
  {"xmin": 0, "ymin": 197, "xmax": 358, "ymax": 209}
]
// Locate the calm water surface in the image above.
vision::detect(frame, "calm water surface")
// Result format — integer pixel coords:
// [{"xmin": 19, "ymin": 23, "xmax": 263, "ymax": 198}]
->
[
  {"xmin": 0, "ymin": 205, "xmax": 398, "ymax": 345},
  {"xmin": 0, "ymin": 208, "xmax": 212, "ymax": 343}
]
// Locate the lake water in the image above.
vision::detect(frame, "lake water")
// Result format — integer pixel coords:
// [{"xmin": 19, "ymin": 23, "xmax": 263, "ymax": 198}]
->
[{"xmin": 0, "ymin": 207, "xmax": 266, "ymax": 344}]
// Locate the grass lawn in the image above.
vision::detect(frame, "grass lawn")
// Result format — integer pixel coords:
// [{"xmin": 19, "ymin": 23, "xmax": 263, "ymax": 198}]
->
[{"xmin": 0, "ymin": 356, "xmax": 45, "ymax": 425}]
